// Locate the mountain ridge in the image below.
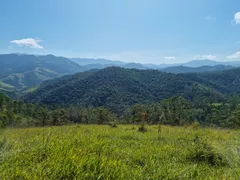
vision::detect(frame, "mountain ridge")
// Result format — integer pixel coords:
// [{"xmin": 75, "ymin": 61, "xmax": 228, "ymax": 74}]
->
[
  {"xmin": 23, "ymin": 66, "xmax": 229, "ymax": 114},
  {"xmin": 1, "ymin": 53, "xmax": 240, "ymax": 94},
  {"xmin": 0, "ymin": 54, "xmax": 84, "ymax": 91}
]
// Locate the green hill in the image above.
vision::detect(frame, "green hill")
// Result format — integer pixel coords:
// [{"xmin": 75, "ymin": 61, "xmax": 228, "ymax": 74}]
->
[
  {"xmin": 0, "ymin": 54, "xmax": 83, "ymax": 92},
  {"xmin": 183, "ymin": 68, "xmax": 240, "ymax": 95},
  {"xmin": 24, "ymin": 67, "xmax": 225, "ymax": 114},
  {"xmin": 0, "ymin": 67, "xmax": 60, "ymax": 90}
]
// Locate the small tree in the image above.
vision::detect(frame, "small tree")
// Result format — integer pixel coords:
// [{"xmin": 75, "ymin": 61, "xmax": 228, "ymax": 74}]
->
[{"xmin": 138, "ymin": 112, "xmax": 147, "ymax": 132}]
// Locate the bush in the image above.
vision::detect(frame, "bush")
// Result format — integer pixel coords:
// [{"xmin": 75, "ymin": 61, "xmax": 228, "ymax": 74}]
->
[
  {"xmin": 108, "ymin": 121, "xmax": 118, "ymax": 128},
  {"xmin": 187, "ymin": 135, "xmax": 228, "ymax": 167},
  {"xmin": 191, "ymin": 121, "xmax": 200, "ymax": 129}
]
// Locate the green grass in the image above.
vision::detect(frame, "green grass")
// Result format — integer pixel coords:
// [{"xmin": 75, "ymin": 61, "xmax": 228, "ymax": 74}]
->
[{"xmin": 0, "ymin": 125, "xmax": 240, "ymax": 179}]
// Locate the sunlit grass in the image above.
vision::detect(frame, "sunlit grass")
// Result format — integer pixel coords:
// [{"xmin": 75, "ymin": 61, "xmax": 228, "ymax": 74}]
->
[{"xmin": 0, "ymin": 125, "xmax": 240, "ymax": 179}]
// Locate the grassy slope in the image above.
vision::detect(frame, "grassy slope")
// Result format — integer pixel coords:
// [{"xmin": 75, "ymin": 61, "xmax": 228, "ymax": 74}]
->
[
  {"xmin": 0, "ymin": 125, "xmax": 240, "ymax": 179},
  {"xmin": 0, "ymin": 67, "xmax": 61, "ymax": 90}
]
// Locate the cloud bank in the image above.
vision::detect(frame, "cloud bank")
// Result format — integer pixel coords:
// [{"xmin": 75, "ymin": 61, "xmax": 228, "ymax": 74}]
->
[
  {"xmin": 10, "ymin": 38, "xmax": 44, "ymax": 49},
  {"xmin": 227, "ymin": 51, "xmax": 240, "ymax": 59}
]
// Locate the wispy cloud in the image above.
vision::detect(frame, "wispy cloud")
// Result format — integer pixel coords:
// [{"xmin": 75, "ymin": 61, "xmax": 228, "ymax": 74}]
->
[
  {"xmin": 194, "ymin": 54, "xmax": 217, "ymax": 60},
  {"xmin": 10, "ymin": 38, "xmax": 44, "ymax": 49},
  {"xmin": 164, "ymin": 56, "xmax": 176, "ymax": 60},
  {"xmin": 205, "ymin": 16, "xmax": 216, "ymax": 22},
  {"xmin": 234, "ymin": 12, "xmax": 240, "ymax": 24},
  {"xmin": 8, "ymin": 46, "xmax": 13, "ymax": 49},
  {"xmin": 227, "ymin": 51, "xmax": 240, "ymax": 59}
]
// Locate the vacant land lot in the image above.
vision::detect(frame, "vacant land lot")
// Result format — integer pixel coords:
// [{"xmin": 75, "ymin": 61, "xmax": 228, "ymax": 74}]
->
[{"xmin": 0, "ymin": 125, "xmax": 240, "ymax": 179}]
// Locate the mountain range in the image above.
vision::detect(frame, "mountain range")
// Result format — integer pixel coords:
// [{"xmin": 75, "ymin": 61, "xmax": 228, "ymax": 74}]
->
[
  {"xmin": 72, "ymin": 57, "xmax": 240, "ymax": 71},
  {"xmin": 1, "ymin": 53, "xmax": 240, "ymax": 94},
  {"xmin": 160, "ymin": 65, "xmax": 234, "ymax": 74},
  {"xmin": 72, "ymin": 58, "xmax": 240, "ymax": 69},
  {"xmin": 0, "ymin": 54, "xmax": 83, "ymax": 91}
]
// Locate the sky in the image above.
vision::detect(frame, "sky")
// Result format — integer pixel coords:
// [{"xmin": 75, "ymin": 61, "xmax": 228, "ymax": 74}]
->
[{"xmin": 1, "ymin": 0, "xmax": 240, "ymax": 64}]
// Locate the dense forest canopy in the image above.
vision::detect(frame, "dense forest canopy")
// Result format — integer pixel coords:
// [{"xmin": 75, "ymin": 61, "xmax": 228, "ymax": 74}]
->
[
  {"xmin": 1, "ymin": 64, "xmax": 240, "ymax": 128},
  {"xmin": 2, "ymin": 91, "xmax": 240, "ymax": 128},
  {"xmin": 24, "ymin": 67, "xmax": 231, "ymax": 114}
]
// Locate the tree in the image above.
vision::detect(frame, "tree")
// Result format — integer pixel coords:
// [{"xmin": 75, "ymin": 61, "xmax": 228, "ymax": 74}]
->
[
  {"xmin": 161, "ymin": 96, "xmax": 194, "ymax": 125},
  {"xmin": 51, "ymin": 109, "xmax": 69, "ymax": 126},
  {"xmin": 93, "ymin": 107, "xmax": 116, "ymax": 124},
  {"xmin": 225, "ymin": 105, "xmax": 240, "ymax": 128}
]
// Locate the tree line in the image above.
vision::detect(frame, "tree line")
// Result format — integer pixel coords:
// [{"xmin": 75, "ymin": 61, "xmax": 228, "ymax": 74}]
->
[{"xmin": 1, "ymin": 92, "xmax": 240, "ymax": 128}]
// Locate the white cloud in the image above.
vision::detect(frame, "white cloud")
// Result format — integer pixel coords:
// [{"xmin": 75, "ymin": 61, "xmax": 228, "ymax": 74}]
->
[
  {"xmin": 194, "ymin": 54, "xmax": 217, "ymax": 60},
  {"xmin": 234, "ymin": 12, "xmax": 240, "ymax": 24},
  {"xmin": 164, "ymin": 56, "xmax": 176, "ymax": 60},
  {"xmin": 10, "ymin": 38, "xmax": 44, "ymax": 49},
  {"xmin": 205, "ymin": 16, "xmax": 216, "ymax": 22},
  {"xmin": 227, "ymin": 51, "xmax": 240, "ymax": 59}
]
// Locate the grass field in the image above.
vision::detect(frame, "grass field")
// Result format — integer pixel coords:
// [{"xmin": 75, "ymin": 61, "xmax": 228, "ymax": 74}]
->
[{"xmin": 0, "ymin": 125, "xmax": 240, "ymax": 179}]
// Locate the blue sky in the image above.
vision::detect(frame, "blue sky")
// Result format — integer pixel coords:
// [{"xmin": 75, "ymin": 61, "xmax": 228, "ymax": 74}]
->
[{"xmin": 1, "ymin": 0, "xmax": 240, "ymax": 64}]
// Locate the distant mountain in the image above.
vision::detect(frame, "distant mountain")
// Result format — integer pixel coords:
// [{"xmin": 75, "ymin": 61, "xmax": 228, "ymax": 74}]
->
[
  {"xmin": 121, "ymin": 63, "xmax": 147, "ymax": 69},
  {"xmin": 182, "ymin": 60, "xmax": 240, "ymax": 68},
  {"xmin": 145, "ymin": 60, "xmax": 240, "ymax": 69},
  {"xmin": 71, "ymin": 58, "xmax": 125, "ymax": 66},
  {"xmin": 182, "ymin": 60, "xmax": 220, "ymax": 67},
  {"xmin": 71, "ymin": 58, "xmax": 149, "ymax": 70},
  {"xmin": 2, "ymin": 53, "xmax": 240, "ymax": 94},
  {"xmin": 0, "ymin": 54, "xmax": 82, "ymax": 76},
  {"xmin": 0, "ymin": 67, "xmax": 61, "ymax": 90},
  {"xmin": 0, "ymin": 54, "xmax": 83, "ymax": 91},
  {"xmin": 24, "ymin": 67, "xmax": 226, "ymax": 114},
  {"xmin": 72, "ymin": 57, "xmax": 240, "ymax": 71},
  {"xmin": 160, "ymin": 65, "xmax": 234, "ymax": 74}
]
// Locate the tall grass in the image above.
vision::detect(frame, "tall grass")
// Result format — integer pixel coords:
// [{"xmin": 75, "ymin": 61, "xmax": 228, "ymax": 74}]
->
[{"xmin": 0, "ymin": 125, "xmax": 240, "ymax": 179}]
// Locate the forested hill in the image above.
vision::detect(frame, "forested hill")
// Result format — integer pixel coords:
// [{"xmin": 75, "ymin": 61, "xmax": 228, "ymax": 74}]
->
[
  {"xmin": 0, "ymin": 54, "xmax": 83, "ymax": 91},
  {"xmin": 23, "ymin": 67, "xmax": 226, "ymax": 114},
  {"xmin": 183, "ymin": 67, "xmax": 240, "ymax": 95}
]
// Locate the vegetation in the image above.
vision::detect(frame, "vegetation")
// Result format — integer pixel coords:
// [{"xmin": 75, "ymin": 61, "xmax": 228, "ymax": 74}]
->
[
  {"xmin": 2, "ymin": 90, "xmax": 240, "ymax": 128},
  {"xmin": 24, "ymin": 67, "xmax": 228, "ymax": 115},
  {"xmin": 0, "ymin": 54, "xmax": 83, "ymax": 92},
  {"xmin": 0, "ymin": 67, "xmax": 60, "ymax": 90},
  {"xmin": 1, "ymin": 62, "xmax": 240, "ymax": 179},
  {"xmin": 1, "ymin": 54, "xmax": 240, "ymax": 95},
  {"xmin": 1, "ymin": 125, "xmax": 240, "ymax": 179}
]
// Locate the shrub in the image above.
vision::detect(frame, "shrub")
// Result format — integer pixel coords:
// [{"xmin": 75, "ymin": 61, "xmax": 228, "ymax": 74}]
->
[
  {"xmin": 191, "ymin": 121, "xmax": 200, "ymax": 129},
  {"xmin": 187, "ymin": 135, "xmax": 228, "ymax": 167},
  {"xmin": 108, "ymin": 121, "xmax": 118, "ymax": 128}
]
